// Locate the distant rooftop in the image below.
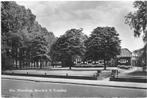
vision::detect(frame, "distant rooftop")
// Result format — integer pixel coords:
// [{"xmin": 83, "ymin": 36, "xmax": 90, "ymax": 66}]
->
[
  {"xmin": 132, "ymin": 47, "xmax": 144, "ymax": 57},
  {"xmin": 117, "ymin": 48, "xmax": 132, "ymax": 57}
]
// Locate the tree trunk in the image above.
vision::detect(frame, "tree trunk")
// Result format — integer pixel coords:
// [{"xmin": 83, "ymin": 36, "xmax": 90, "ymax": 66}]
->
[
  {"xmin": 40, "ymin": 59, "xmax": 42, "ymax": 69},
  {"xmin": 34, "ymin": 61, "xmax": 36, "ymax": 68},
  {"xmin": 20, "ymin": 59, "xmax": 22, "ymax": 69},
  {"xmin": 32, "ymin": 61, "xmax": 34, "ymax": 68},
  {"xmin": 16, "ymin": 59, "xmax": 18, "ymax": 69},
  {"xmin": 104, "ymin": 59, "xmax": 106, "ymax": 70},
  {"xmin": 36, "ymin": 60, "xmax": 39, "ymax": 68},
  {"xmin": 69, "ymin": 63, "xmax": 71, "ymax": 70},
  {"xmin": 61, "ymin": 60, "xmax": 66, "ymax": 67},
  {"xmin": 46, "ymin": 61, "xmax": 48, "ymax": 68},
  {"xmin": 69, "ymin": 56, "xmax": 73, "ymax": 70}
]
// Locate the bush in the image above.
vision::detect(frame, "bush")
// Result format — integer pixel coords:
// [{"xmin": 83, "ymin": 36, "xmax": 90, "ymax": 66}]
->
[{"xmin": 117, "ymin": 65, "xmax": 132, "ymax": 69}]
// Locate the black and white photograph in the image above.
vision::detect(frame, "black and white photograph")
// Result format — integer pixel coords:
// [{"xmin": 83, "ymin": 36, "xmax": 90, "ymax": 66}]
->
[{"xmin": 1, "ymin": 0, "xmax": 147, "ymax": 97}]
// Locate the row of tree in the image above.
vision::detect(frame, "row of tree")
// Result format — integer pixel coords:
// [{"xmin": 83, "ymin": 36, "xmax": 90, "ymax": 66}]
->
[
  {"xmin": 50, "ymin": 27, "xmax": 121, "ymax": 70},
  {"xmin": 2, "ymin": 1, "xmax": 121, "ymax": 70},
  {"xmin": 2, "ymin": 1, "xmax": 146, "ymax": 71},
  {"xmin": 2, "ymin": 1, "xmax": 56, "ymax": 70}
]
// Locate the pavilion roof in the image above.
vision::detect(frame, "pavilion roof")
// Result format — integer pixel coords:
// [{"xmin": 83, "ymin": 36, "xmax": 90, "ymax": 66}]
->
[{"xmin": 117, "ymin": 48, "xmax": 132, "ymax": 57}]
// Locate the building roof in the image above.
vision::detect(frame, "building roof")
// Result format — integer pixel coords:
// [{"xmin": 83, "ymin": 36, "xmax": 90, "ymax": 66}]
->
[
  {"xmin": 133, "ymin": 43, "xmax": 146, "ymax": 57},
  {"xmin": 133, "ymin": 48, "xmax": 144, "ymax": 56},
  {"xmin": 117, "ymin": 48, "xmax": 132, "ymax": 57}
]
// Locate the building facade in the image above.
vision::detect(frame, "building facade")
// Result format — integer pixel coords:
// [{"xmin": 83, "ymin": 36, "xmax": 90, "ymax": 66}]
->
[{"xmin": 117, "ymin": 48, "xmax": 132, "ymax": 66}]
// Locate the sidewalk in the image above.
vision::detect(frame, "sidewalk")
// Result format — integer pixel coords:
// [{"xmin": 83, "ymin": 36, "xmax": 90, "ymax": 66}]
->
[{"xmin": 2, "ymin": 75, "xmax": 147, "ymax": 89}]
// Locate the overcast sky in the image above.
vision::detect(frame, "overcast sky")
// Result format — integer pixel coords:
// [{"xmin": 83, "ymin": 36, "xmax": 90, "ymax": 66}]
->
[{"xmin": 16, "ymin": 1, "xmax": 144, "ymax": 52}]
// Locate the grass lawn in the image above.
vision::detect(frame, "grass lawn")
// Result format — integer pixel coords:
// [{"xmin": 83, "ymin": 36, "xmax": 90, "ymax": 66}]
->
[
  {"xmin": 3, "ymin": 70, "xmax": 98, "ymax": 77},
  {"xmin": 117, "ymin": 67, "xmax": 147, "ymax": 79},
  {"xmin": 128, "ymin": 71, "xmax": 147, "ymax": 76},
  {"xmin": 2, "ymin": 67, "xmax": 116, "ymax": 80},
  {"xmin": 3, "ymin": 67, "xmax": 147, "ymax": 81}
]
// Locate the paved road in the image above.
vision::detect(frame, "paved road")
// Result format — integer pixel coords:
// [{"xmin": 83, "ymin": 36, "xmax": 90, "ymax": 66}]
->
[{"xmin": 2, "ymin": 78, "xmax": 147, "ymax": 98}]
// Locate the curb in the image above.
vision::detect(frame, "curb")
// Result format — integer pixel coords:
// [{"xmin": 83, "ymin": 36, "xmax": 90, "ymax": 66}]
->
[{"xmin": 110, "ymin": 77, "xmax": 147, "ymax": 83}]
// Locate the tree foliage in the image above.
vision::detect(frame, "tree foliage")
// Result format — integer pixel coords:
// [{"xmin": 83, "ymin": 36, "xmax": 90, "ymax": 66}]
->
[
  {"xmin": 85, "ymin": 27, "xmax": 121, "ymax": 70},
  {"xmin": 125, "ymin": 1, "xmax": 147, "ymax": 42},
  {"xmin": 1, "ymin": 1, "xmax": 56, "ymax": 69},
  {"xmin": 125, "ymin": 1, "xmax": 147, "ymax": 68},
  {"xmin": 50, "ymin": 28, "xmax": 87, "ymax": 69},
  {"xmin": 2, "ymin": 1, "xmax": 122, "ymax": 70}
]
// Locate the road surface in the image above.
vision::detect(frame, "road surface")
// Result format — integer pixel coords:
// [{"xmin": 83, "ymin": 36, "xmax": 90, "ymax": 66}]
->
[{"xmin": 2, "ymin": 78, "xmax": 147, "ymax": 97}]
